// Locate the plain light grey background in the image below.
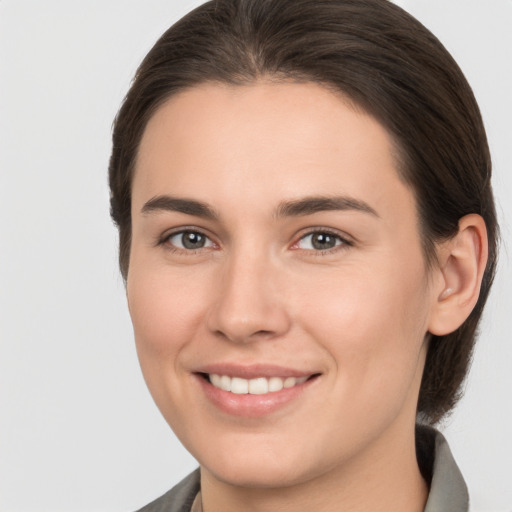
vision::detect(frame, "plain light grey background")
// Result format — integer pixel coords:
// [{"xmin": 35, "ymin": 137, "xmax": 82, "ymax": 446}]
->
[{"xmin": 0, "ymin": 1, "xmax": 511, "ymax": 511}]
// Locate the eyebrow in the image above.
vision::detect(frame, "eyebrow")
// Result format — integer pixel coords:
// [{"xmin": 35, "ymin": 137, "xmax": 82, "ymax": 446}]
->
[
  {"xmin": 140, "ymin": 194, "xmax": 379, "ymax": 220},
  {"xmin": 275, "ymin": 196, "xmax": 379, "ymax": 218},
  {"xmin": 141, "ymin": 195, "xmax": 219, "ymax": 220}
]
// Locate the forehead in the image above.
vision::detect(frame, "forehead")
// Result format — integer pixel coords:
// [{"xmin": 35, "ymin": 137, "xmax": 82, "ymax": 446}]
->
[
  {"xmin": 133, "ymin": 81, "xmax": 416, "ymax": 226},
  {"xmin": 137, "ymin": 81, "xmax": 388, "ymax": 170}
]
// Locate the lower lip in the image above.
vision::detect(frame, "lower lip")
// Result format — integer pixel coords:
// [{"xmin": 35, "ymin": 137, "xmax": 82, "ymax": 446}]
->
[{"xmin": 196, "ymin": 374, "xmax": 318, "ymax": 418}]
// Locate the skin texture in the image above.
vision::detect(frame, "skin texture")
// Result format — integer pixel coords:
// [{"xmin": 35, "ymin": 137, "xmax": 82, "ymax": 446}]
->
[{"xmin": 127, "ymin": 82, "xmax": 487, "ymax": 511}]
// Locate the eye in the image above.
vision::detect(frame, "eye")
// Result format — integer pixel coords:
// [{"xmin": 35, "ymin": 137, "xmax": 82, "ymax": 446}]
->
[
  {"xmin": 166, "ymin": 230, "xmax": 215, "ymax": 250},
  {"xmin": 295, "ymin": 231, "xmax": 349, "ymax": 251}
]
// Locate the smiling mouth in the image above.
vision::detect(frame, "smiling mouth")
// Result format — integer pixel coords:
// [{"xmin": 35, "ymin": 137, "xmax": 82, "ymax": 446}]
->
[{"xmin": 201, "ymin": 373, "xmax": 317, "ymax": 395}]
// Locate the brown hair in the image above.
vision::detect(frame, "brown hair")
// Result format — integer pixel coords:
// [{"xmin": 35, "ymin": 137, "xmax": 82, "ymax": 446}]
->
[{"xmin": 109, "ymin": 0, "xmax": 498, "ymax": 424}]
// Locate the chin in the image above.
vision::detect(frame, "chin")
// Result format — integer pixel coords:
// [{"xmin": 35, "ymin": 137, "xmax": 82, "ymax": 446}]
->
[
  {"xmin": 203, "ymin": 456, "xmax": 308, "ymax": 489},
  {"xmin": 190, "ymin": 432, "xmax": 328, "ymax": 490}
]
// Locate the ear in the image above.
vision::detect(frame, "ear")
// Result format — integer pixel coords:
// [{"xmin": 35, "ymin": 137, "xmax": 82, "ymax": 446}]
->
[{"xmin": 428, "ymin": 214, "xmax": 488, "ymax": 336}]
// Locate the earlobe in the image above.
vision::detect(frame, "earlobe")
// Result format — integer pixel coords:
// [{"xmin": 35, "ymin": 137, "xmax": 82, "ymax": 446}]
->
[{"xmin": 428, "ymin": 214, "xmax": 488, "ymax": 336}]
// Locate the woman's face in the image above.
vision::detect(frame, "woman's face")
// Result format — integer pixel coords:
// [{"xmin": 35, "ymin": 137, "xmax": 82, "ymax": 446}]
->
[{"xmin": 128, "ymin": 82, "xmax": 439, "ymax": 488}]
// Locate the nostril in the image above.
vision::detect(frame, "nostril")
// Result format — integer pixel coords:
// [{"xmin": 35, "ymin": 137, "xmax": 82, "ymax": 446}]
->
[
  {"xmin": 211, "ymin": 327, "xmax": 280, "ymax": 343},
  {"xmin": 254, "ymin": 329, "xmax": 275, "ymax": 337}
]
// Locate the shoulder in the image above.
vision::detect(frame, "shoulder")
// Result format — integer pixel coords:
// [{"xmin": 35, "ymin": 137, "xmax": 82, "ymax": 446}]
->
[{"xmin": 134, "ymin": 469, "xmax": 200, "ymax": 512}]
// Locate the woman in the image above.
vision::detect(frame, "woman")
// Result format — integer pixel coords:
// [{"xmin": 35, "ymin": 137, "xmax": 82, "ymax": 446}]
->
[{"xmin": 108, "ymin": 0, "xmax": 498, "ymax": 510}]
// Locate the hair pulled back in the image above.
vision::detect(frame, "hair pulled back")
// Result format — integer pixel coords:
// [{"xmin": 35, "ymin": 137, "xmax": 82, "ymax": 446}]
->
[{"xmin": 109, "ymin": 0, "xmax": 498, "ymax": 424}]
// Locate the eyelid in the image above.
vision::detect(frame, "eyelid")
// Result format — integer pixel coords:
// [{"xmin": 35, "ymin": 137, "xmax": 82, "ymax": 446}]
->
[
  {"xmin": 158, "ymin": 226, "xmax": 218, "ymax": 251},
  {"xmin": 291, "ymin": 227, "xmax": 354, "ymax": 252}
]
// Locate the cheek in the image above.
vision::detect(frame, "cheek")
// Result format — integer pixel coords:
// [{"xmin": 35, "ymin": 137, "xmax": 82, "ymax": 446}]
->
[
  {"xmin": 299, "ymin": 256, "xmax": 429, "ymax": 335},
  {"xmin": 126, "ymin": 263, "xmax": 216, "ymax": 429},
  {"xmin": 126, "ymin": 263, "xmax": 210, "ymax": 372},
  {"xmin": 296, "ymin": 257, "xmax": 431, "ymax": 394}
]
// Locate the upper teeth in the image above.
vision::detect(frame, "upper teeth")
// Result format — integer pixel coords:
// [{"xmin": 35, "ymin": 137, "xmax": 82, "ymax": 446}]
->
[{"xmin": 209, "ymin": 374, "xmax": 308, "ymax": 395}]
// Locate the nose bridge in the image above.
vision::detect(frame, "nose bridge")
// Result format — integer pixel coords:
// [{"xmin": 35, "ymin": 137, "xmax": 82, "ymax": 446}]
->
[{"xmin": 206, "ymin": 241, "xmax": 290, "ymax": 343}]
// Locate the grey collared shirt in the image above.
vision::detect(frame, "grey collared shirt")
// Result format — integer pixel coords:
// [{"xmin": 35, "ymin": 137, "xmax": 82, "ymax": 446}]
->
[
  {"xmin": 135, "ymin": 428, "xmax": 468, "ymax": 512},
  {"xmin": 423, "ymin": 428, "xmax": 469, "ymax": 511}
]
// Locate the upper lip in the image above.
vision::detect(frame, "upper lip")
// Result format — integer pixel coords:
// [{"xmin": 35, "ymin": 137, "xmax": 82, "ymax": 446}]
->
[{"xmin": 194, "ymin": 363, "xmax": 319, "ymax": 379}]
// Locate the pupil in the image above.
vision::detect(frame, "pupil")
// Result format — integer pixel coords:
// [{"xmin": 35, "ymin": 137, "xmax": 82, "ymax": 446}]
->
[
  {"xmin": 312, "ymin": 233, "xmax": 336, "ymax": 250},
  {"xmin": 182, "ymin": 232, "xmax": 205, "ymax": 249}
]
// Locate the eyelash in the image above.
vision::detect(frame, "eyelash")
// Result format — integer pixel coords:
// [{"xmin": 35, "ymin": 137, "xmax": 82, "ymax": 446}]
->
[
  {"xmin": 158, "ymin": 228, "xmax": 353, "ymax": 255},
  {"xmin": 158, "ymin": 228, "xmax": 216, "ymax": 255},
  {"xmin": 291, "ymin": 228, "xmax": 353, "ymax": 255}
]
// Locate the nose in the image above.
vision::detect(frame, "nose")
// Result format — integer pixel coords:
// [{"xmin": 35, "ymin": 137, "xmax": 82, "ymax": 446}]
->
[{"xmin": 206, "ymin": 248, "xmax": 291, "ymax": 344}]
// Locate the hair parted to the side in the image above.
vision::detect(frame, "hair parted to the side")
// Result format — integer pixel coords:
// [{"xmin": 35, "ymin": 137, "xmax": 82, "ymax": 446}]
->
[{"xmin": 109, "ymin": 0, "xmax": 498, "ymax": 424}]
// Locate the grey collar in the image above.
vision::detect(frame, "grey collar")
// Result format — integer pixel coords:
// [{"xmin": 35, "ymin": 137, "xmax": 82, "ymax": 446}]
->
[{"xmin": 422, "ymin": 428, "xmax": 469, "ymax": 511}]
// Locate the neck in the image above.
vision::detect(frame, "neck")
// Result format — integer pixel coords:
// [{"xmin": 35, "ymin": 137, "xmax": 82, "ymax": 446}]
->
[{"xmin": 200, "ymin": 422, "xmax": 428, "ymax": 512}]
